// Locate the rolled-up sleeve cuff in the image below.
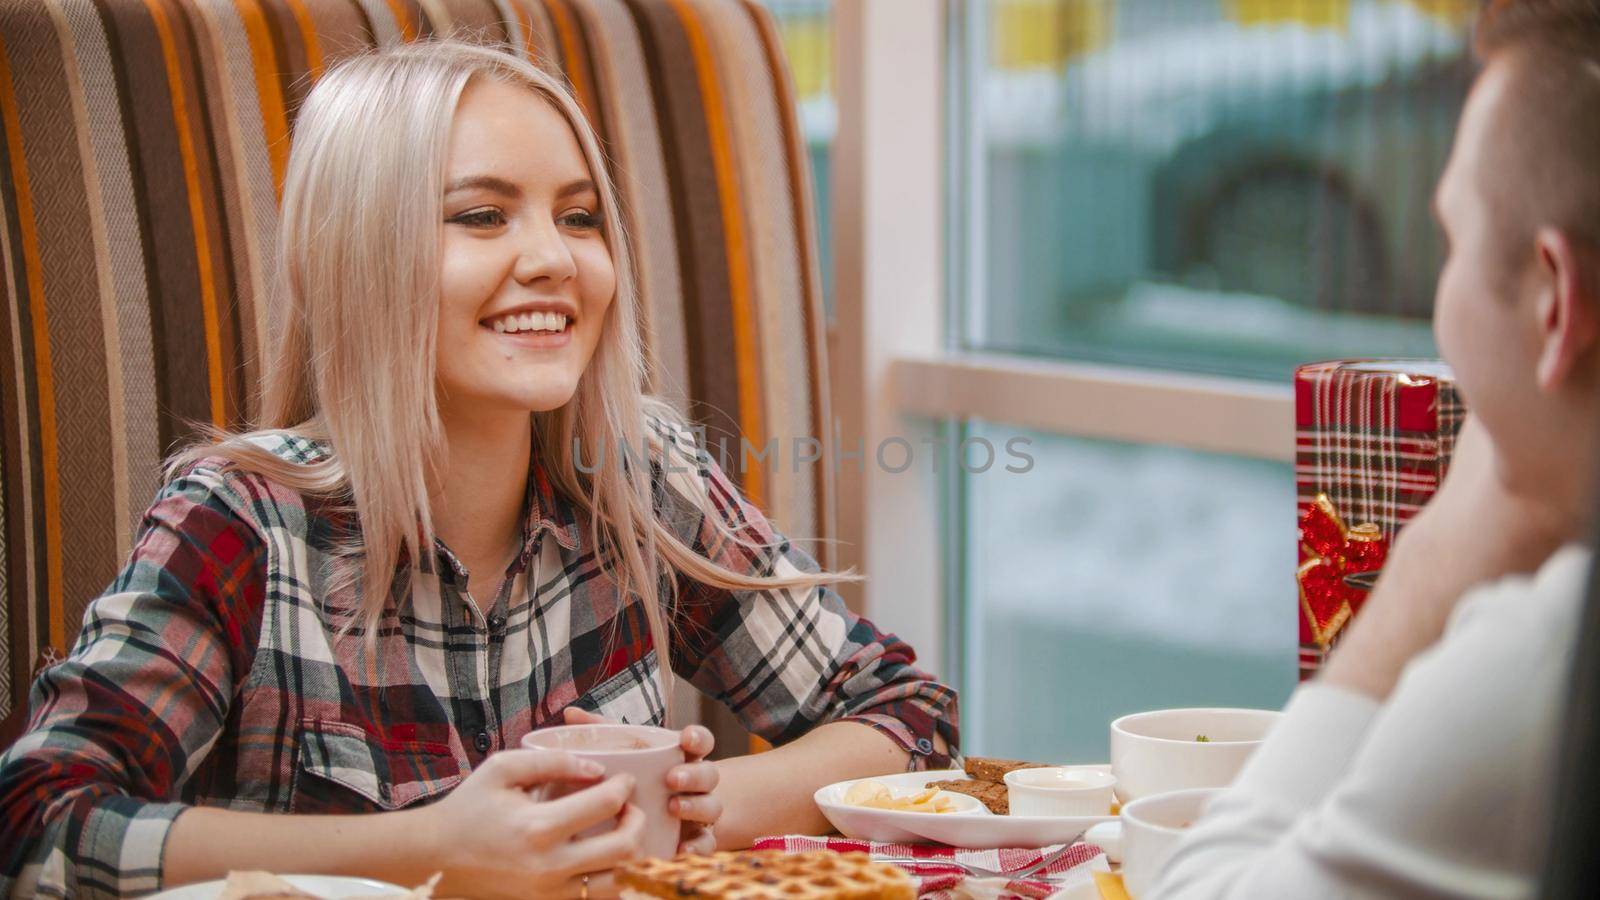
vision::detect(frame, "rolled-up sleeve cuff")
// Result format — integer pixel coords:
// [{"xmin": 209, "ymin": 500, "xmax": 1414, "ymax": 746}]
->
[
  {"xmin": 839, "ymin": 713, "xmax": 956, "ymax": 772},
  {"xmin": 76, "ymin": 798, "xmax": 187, "ymax": 897}
]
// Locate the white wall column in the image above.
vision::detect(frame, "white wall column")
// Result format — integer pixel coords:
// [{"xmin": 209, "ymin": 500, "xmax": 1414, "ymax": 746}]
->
[{"xmin": 830, "ymin": 0, "xmax": 948, "ymax": 675}]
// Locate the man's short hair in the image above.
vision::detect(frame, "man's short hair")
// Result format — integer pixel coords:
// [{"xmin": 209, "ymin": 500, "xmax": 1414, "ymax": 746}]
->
[
  {"xmin": 1476, "ymin": 0, "xmax": 1600, "ymax": 60},
  {"xmin": 1472, "ymin": 1, "xmax": 1600, "ymax": 249}
]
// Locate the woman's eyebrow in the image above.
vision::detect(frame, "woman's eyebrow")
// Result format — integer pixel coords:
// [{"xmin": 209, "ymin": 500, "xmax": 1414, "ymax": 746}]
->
[
  {"xmin": 556, "ymin": 178, "xmax": 597, "ymax": 200},
  {"xmin": 445, "ymin": 174, "xmax": 521, "ymax": 197}
]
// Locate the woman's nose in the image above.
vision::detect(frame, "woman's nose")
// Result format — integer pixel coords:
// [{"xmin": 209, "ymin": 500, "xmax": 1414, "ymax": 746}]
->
[{"xmin": 512, "ymin": 219, "xmax": 577, "ymax": 285}]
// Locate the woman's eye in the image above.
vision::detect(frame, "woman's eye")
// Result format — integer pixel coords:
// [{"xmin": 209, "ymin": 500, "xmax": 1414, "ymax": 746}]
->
[
  {"xmin": 448, "ymin": 208, "xmax": 506, "ymax": 228},
  {"xmin": 560, "ymin": 211, "xmax": 604, "ymax": 230}
]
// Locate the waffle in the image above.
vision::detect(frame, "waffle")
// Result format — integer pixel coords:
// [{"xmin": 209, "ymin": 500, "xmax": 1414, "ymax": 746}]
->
[
  {"xmin": 617, "ymin": 851, "xmax": 916, "ymax": 900},
  {"xmin": 927, "ymin": 778, "xmax": 1009, "ymax": 815}
]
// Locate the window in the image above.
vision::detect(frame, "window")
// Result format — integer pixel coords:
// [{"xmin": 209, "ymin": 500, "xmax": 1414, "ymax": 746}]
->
[
  {"xmin": 957, "ymin": 425, "xmax": 1296, "ymax": 759},
  {"xmin": 950, "ymin": 0, "xmax": 1479, "ymax": 758}
]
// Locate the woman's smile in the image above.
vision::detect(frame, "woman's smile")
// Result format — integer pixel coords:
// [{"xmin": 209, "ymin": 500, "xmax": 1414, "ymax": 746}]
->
[{"xmin": 481, "ymin": 305, "xmax": 576, "ymax": 349}]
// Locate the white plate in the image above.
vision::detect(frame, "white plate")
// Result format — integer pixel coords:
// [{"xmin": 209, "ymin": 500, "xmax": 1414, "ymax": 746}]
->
[
  {"xmin": 150, "ymin": 875, "xmax": 408, "ymax": 899},
  {"xmin": 814, "ymin": 769, "xmax": 991, "ymax": 844},
  {"xmin": 815, "ymin": 768, "xmax": 1118, "ymax": 851}
]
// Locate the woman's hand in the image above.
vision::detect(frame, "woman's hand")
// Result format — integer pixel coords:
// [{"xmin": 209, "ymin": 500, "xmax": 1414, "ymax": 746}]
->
[
  {"xmin": 560, "ymin": 707, "xmax": 722, "ymax": 854},
  {"xmin": 416, "ymin": 747, "xmax": 645, "ymax": 899}
]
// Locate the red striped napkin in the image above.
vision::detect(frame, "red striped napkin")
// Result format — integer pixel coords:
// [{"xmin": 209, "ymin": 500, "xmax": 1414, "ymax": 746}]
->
[{"xmin": 751, "ymin": 835, "xmax": 1108, "ymax": 900}]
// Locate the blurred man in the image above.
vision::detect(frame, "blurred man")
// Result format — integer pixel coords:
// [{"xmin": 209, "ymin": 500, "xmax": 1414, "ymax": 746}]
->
[{"xmin": 1156, "ymin": 2, "xmax": 1600, "ymax": 897}]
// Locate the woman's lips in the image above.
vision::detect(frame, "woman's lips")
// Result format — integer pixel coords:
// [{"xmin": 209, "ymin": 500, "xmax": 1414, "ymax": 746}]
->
[{"xmin": 484, "ymin": 322, "xmax": 573, "ymax": 349}]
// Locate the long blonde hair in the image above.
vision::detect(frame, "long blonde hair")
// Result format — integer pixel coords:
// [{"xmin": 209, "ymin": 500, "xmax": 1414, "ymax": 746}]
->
[{"xmin": 173, "ymin": 39, "xmax": 853, "ymax": 699}]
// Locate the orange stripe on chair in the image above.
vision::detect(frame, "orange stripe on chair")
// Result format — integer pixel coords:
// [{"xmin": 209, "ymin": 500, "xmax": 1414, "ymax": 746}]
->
[
  {"xmin": 0, "ymin": 34, "xmax": 63, "ymax": 653},
  {"xmin": 384, "ymin": 0, "xmax": 419, "ymax": 41},
  {"xmin": 543, "ymin": 0, "xmax": 598, "ymax": 128},
  {"xmin": 140, "ymin": 0, "xmax": 228, "ymax": 428},
  {"xmin": 283, "ymin": 0, "xmax": 326, "ymax": 79},
  {"xmin": 236, "ymin": 0, "xmax": 293, "ymax": 203},
  {"xmin": 666, "ymin": 0, "xmax": 764, "ymax": 508}
]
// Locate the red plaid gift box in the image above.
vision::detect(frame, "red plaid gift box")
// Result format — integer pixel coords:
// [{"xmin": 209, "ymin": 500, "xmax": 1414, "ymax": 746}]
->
[
  {"xmin": 751, "ymin": 835, "xmax": 1107, "ymax": 900},
  {"xmin": 1295, "ymin": 360, "xmax": 1465, "ymax": 679}
]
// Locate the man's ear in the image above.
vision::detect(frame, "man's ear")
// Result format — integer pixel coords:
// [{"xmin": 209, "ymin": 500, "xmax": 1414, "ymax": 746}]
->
[{"xmin": 1534, "ymin": 226, "xmax": 1599, "ymax": 392}]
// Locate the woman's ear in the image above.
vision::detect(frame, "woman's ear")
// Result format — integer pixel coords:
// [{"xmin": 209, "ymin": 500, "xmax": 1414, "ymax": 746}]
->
[{"xmin": 1534, "ymin": 226, "xmax": 1600, "ymax": 392}]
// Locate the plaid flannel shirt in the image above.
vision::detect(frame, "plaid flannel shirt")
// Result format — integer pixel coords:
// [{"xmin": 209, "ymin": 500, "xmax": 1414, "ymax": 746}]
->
[{"xmin": 0, "ymin": 425, "xmax": 959, "ymax": 897}]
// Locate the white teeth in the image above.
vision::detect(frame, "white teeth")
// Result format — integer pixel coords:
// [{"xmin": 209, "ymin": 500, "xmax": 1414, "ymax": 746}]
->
[{"xmin": 489, "ymin": 310, "xmax": 571, "ymax": 334}]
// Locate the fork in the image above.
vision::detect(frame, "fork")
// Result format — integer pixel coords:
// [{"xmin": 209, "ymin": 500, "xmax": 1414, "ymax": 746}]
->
[{"xmin": 875, "ymin": 842, "xmax": 1084, "ymax": 881}]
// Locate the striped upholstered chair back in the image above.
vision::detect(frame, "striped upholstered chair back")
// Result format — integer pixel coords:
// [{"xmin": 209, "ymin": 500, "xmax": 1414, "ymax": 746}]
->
[{"xmin": 0, "ymin": 0, "xmax": 834, "ymax": 733}]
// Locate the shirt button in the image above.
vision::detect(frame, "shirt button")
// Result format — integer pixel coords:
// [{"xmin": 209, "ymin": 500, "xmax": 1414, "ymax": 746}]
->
[
  {"xmin": 488, "ymin": 613, "xmax": 505, "ymax": 631},
  {"xmin": 915, "ymin": 738, "xmax": 934, "ymax": 755},
  {"xmin": 475, "ymin": 731, "xmax": 492, "ymax": 754}
]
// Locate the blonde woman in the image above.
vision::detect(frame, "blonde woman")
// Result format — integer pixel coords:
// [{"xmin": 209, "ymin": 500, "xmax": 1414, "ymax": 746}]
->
[{"xmin": 0, "ymin": 40, "xmax": 957, "ymax": 899}]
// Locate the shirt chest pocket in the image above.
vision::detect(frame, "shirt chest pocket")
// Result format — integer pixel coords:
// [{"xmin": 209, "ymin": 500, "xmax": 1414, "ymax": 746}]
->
[
  {"xmin": 572, "ymin": 657, "xmax": 669, "ymax": 727},
  {"xmin": 292, "ymin": 719, "xmax": 464, "ymax": 814}
]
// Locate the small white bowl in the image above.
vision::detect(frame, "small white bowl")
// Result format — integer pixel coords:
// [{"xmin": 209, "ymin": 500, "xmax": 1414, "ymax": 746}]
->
[
  {"xmin": 1004, "ymin": 766, "xmax": 1118, "ymax": 817},
  {"xmin": 1085, "ymin": 787, "xmax": 1219, "ymax": 898},
  {"xmin": 1110, "ymin": 707, "xmax": 1281, "ymax": 802}
]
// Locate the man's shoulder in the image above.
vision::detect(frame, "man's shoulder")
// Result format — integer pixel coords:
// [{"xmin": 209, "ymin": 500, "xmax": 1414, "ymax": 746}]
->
[
  {"xmin": 1338, "ymin": 543, "xmax": 1592, "ymax": 878},
  {"xmin": 1385, "ymin": 544, "xmax": 1590, "ymax": 733},
  {"xmin": 1448, "ymin": 544, "xmax": 1592, "ymax": 639}
]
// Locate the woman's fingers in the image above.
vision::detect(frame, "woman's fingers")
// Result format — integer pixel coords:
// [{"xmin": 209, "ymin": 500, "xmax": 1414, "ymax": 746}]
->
[
  {"xmin": 483, "ymin": 748, "xmax": 603, "ymax": 788},
  {"xmin": 553, "ymin": 803, "xmax": 649, "ymax": 874},
  {"xmin": 667, "ymin": 759, "xmax": 719, "ymax": 794},
  {"xmin": 668, "ymin": 792, "xmax": 723, "ymax": 826},
  {"xmin": 678, "ymin": 825, "xmax": 717, "ymax": 856},
  {"xmin": 536, "ymin": 773, "xmax": 635, "ymax": 837},
  {"xmin": 562, "ymin": 871, "xmax": 620, "ymax": 900},
  {"xmin": 678, "ymin": 724, "xmax": 714, "ymax": 761},
  {"xmin": 563, "ymin": 707, "xmax": 613, "ymax": 726}
]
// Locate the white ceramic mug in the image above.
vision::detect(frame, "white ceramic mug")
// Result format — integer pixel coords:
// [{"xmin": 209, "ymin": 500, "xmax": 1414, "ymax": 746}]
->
[
  {"xmin": 1004, "ymin": 766, "xmax": 1117, "ymax": 817},
  {"xmin": 1085, "ymin": 787, "xmax": 1217, "ymax": 898},
  {"xmin": 522, "ymin": 723, "xmax": 684, "ymax": 860},
  {"xmin": 1110, "ymin": 707, "xmax": 1280, "ymax": 802}
]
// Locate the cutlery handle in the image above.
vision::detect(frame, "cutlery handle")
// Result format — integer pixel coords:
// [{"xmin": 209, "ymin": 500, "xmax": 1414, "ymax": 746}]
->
[{"xmin": 1084, "ymin": 821, "xmax": 1123, "ymax": 864}]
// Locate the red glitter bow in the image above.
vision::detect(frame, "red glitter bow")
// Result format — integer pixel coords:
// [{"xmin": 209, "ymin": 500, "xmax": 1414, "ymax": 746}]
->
[{"xmin": 1297, "ymin": 493, "xmax": 1389, "ymax": 647}]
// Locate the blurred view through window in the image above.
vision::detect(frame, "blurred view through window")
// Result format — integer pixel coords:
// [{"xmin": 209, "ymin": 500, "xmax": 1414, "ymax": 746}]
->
[
  {"xmin": 960, "ymin": 426, "xmax": 1297, "ymax": 761},
  {"xmin": 973, "ymin": 0, "xmax": 1476, "ymax": 378}
]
